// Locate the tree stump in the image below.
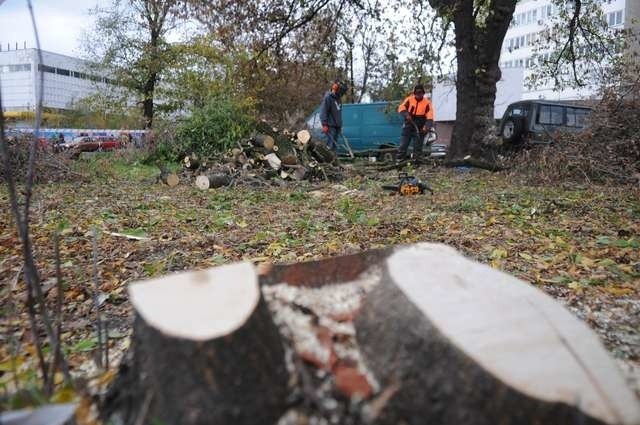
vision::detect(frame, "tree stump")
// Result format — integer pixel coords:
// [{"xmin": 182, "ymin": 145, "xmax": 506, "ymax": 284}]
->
[
  {"xmin": 354, "ymin": 243, "xmax": 640, "ymax": 425},
  {"xmin": 105, "ymin": 262, "xmax": 288, "ymax": 425}
]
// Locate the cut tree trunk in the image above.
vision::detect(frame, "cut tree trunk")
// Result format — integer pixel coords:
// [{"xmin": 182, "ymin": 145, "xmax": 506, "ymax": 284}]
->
[
  {"xmin": 255, "ymin": 121, "xmax": 299, "ymax": 165},
  {"xmin": 297, "ymin": 130, "xmax": 311, "ymax": 145},
  {"xmin": 104, "ymin": 262, "xmax": 288, "ymax": 425},
  {"xmin": 253, "ymin": 134, "xmax": 276, "ymax": 151},
  {"xmin": 195, "ymin": 174, "xmax": 232, "ymax": 190},
  {"xmin": 158, "ymin": 166, "xmax": 179, "ymax": 187},
  {"xmin": 354, "ymin": 243, "xmax": 640, "ymax": 425},
  {"xmin": 183, "ymin": 155, "xmax": 200, "ymax": 170},
  {"xmin": 307, "ymin": 139, "xmax": 336, "ymax": 164}
]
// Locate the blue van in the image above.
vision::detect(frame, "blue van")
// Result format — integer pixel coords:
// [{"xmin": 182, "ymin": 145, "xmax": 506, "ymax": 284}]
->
[{"xmin": 306, "ymin": 101, "xmax": 440, "ymax": 159}]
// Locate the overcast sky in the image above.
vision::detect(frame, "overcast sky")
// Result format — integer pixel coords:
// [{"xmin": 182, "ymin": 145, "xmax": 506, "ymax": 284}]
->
[{"xmin": 0, "ymin": 0, "xmax": 104, "ymax": 57}]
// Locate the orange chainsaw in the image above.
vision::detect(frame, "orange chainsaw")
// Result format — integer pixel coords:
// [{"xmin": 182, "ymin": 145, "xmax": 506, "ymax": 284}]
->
[{"xmin": 382, "ymin": 172, "xmax": 433, "ymax": 195}]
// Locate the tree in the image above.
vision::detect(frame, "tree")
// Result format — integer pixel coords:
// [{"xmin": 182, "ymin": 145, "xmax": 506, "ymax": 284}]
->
[
  {"xmin": 85, "ymin": 0, "xmax": 181, "ymax": 128},
  {"xmin": 528, "ymin": 0, "xmax": 625, "ymax": 92},
  {"xmin": 426, "ymin": 0, "xmax": 517, "ymax": 162}
]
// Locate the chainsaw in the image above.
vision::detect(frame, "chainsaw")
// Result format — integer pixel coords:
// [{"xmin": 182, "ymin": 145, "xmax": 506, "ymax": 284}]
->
[{"xmin": 382, "ymin": 172, "xmax": 433, "ymax": 195}]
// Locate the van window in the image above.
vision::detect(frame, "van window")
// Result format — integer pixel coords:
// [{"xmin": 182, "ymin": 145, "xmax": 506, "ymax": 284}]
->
[
  {"xmin": 507, "ymin": 105, "xmax": 528, "ymax": 117},
  {"xmin": 566, "ymin": 108, "xmax": 590, "ymax": 127},
  {"xmin": 537, "ymin": 105, "xmax": 564, "ymax": 125}
]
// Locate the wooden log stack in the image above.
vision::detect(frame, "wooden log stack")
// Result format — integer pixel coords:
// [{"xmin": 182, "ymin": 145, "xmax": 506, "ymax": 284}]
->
[{"xmin": 103, "ymin": 244, "xmax": 640, "ymax": 425}]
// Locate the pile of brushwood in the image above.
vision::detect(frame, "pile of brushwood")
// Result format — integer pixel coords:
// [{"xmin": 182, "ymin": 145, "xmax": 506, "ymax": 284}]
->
[
  {"xmin": 0, "ymin": 134, "xmax": 78, "ymax": 183},
  {"xmin": 161, "ymin": 121, "xmax": 345, "ymax": 190},
  {"xmin": 514, "ymin": 87, "xmax": 640, "ymax": 185}
]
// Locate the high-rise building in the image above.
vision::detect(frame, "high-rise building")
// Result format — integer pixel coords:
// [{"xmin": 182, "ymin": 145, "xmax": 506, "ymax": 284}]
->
[
  {"xmin": 500, "ymin": 0, "xmax": 630, "ymax": 100},
  {"xmin": 0, "ymin": 47, "xmax": 112, "ymax": 112}
]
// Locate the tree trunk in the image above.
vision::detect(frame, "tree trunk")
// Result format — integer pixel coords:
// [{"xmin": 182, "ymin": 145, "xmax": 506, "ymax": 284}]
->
[
  {"xmin": 195, "ymin": 173, "xmax": 232, "ymax": 190},
  {"xmin": 436, "ymin": 0, "xmax": 517, "ymax": 163},
  {"xmin": 103, "ymin": 262, "xmax": 289, "ymax": 425},
  {"xmin": 354, "ymin": 244, "xmax": 640, "ymax": 425},
  {"xmin": 142, "ymin": 73, "xmax": 157, "ymax": 129}
]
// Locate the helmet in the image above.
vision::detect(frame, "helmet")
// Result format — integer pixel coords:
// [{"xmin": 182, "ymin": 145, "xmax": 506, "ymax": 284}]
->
[{"xmin": 332, "ymin": 79, "xmax": 348, "ymax": 97}]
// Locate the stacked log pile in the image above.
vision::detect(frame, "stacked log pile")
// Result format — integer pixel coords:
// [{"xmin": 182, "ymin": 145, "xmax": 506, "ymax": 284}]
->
[
  {"xmin": 176, "ymin": 122, "xmax": 344, "ymax": 190},
  {"xmin": 102, "ymin": 244, "xmax": 640, "ymax": 425}
]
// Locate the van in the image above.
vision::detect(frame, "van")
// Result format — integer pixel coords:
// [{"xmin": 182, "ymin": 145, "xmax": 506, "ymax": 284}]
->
[
  {"xmin": 498, "ymin": 100, "xmax": 592, "ymax": 145},
  {"xmin": 306, "ymin": 101, "xmax": 440, "ymax": 160}
]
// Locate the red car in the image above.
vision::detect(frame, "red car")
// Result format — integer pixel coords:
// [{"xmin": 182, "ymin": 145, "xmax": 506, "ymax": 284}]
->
[{"xmin": 61, "ymin": 136, "xmax": 124, "ymax": 157}]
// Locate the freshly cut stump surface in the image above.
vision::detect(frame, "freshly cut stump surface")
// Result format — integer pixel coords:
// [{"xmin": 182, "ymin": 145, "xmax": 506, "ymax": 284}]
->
[
  {"xmin": 355, "ymin": 243, "xmax": 640, "ymax": 425},
  {"xmin": 107, "ymin": 262, "xmax": 288, "ymax": 425}
]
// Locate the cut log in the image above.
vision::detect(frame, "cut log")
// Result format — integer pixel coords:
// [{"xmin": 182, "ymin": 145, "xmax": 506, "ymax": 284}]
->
[
  {"xmin": 161, "ymin": 173, "xmax": 179, "ymax": 187},
  {"xmin": 195, "ymin": 174, "xmax": 232, "ymax": 190},
  {"xmin": 254, "ymin": 134, "xmax": 276, "ymax": 151},
  {"xmin": 354, "ymin": 243, "xmax": 640, "ymax": 425},
  {"xmin": 264, "ymin": 153, "xmax": 282, "ymax": 170},
  {"xmin": 234, "ymin": 152, "xmax": 248, "ymax": 165},
  {"xmin": 296, "ymin": 129, "xmax": 311, "ymax": 145},
  {"xmin": 308, "ymin": 139, "xmax": 337, "ymax": 164},
  {"xmin": 183, "ymin": 155, "xmax": 200, "ymax": 170},
  {"xmin": 105, "ymin": 262, "xmax": 288, "ymax": 425},
  {"xmin": 158, "ymin": 165, "xmax": 179, "ymax": 187}
]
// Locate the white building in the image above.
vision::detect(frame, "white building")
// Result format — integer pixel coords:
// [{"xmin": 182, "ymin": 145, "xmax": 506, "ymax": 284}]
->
[
  {"xmin": 0, "ymin": 47, "xmax": 111, "ymax": 112},
  {"xmin": 500, "ymin": 0, "xmax": 631, "ymax": 100}
]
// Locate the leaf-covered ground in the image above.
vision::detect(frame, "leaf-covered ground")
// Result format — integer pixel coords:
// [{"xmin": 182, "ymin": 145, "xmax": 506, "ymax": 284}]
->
[{"xmin": 1, "ymin": 155, "xmax": 639, "ymax": 412}]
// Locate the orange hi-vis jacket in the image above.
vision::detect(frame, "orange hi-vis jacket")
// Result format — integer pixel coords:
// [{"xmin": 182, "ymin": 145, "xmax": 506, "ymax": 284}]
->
[{"xmin": 398, "ymin": 95, "xmax": 434, "ymax": 121}]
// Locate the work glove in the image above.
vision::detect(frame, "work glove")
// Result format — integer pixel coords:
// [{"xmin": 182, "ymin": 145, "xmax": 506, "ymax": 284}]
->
[
  {"xmin": 322, "ymin": 124, "xmax": 329, "ymax": 134},
  {"xmin": 405, "ymin": 114, "xmax": 414, "ymax": 124}
]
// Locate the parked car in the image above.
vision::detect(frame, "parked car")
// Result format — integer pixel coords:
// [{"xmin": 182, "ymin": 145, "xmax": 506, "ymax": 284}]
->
[
  {"xmin": 498, "ymin": 100, "xmax": 592, "ymax": 145},
  {"xmin": 60, "ymin": 136, "xmax": 123, "ymax": 157}
]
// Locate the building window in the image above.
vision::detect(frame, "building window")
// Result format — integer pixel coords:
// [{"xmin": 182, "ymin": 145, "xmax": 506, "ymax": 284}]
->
[
  {"xmin": 56, "ymin": 68, "xmax": 70, "ymax": 76},
  {"xmin": 37, "ymin": 64, "xmax": 56, "ymax": 74},
  {"xmin": 1, "ymin": 63, "xmax": 31, "ymax": 73},
  {"xmin": 608, "ymin": 10, "xmax": 623, "ymax": 27}
]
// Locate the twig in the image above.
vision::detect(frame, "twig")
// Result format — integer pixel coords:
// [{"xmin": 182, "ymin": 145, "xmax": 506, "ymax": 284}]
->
[
  {"xmin": 92, "ymin": 227, "xmax": 105, "ymax": 369},
  {"xmin": 46, "ymin": 232, "xmax": 73, "ymax": 395},
  {"xmin": 26, "ymin": 279, "xmax": 50, "ymax": 388},
  {"xmin": 6, "ymin": 267, "xmax": 24, "ymax": 393}
]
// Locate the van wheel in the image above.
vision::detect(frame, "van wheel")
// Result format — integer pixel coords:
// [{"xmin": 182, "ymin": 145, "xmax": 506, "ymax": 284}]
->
[{"xmin": 502, "ymin": 117, "xmax": 524, "ymax": 144}]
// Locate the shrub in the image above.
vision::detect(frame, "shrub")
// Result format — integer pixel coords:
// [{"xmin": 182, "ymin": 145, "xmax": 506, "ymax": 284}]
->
[{"xmin": 173, "ymin": 95, "xmax": 256, "ymax": 159}]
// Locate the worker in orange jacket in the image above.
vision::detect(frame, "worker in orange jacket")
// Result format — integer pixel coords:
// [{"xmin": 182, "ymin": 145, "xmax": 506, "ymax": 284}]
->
[{"xmin": 397, "ymin": 84, "xmax": 434, "ymax": 164}]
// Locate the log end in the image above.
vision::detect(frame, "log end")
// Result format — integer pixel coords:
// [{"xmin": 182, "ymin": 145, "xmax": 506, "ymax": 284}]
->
[{"xmin": 129, "ymin": 262, "xmax": 260, "ymax": 341}]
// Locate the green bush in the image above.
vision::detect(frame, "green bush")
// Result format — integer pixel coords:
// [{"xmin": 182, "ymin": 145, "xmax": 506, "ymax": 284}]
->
[{"xmin": 174, "ymin": 95, "xmax": 256, "ymax": 159}]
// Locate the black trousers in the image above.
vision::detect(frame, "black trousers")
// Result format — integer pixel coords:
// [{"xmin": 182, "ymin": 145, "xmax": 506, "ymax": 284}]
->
[{"xmin": 396, "ymin": 125, "xmax": 425, "ymax": 162}]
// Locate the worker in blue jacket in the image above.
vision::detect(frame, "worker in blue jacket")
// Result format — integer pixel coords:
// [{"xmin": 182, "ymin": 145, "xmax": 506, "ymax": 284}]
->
[{"xmin": 319, "ymin": 80, "xmax": 348, "ymax": 152}]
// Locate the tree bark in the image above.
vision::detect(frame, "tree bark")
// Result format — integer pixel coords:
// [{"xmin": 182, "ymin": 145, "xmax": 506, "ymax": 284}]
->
[
  {"xmin": 102, "ymin": 262, "xmax": 289, "ymax": 425},
  {"xmin": 431, "ymin": 0, "xmax": 517, "ymax": 163},
  {"xmin": 354, "ymin": 244, "xmax": 640, "ymax": 425},
  {"xmin": 195, "ymin": 173, "xmax": 232, "ymax": 190},
  {"xmin": 142, "ymin": 72, "xmax": 157, "ymax": 130}
]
